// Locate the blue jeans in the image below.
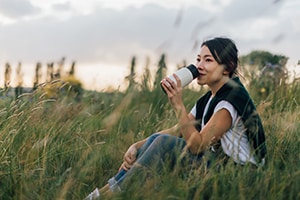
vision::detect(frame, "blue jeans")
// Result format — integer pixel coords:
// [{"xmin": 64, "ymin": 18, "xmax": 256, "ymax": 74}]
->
[{"xmin": 108, "ymin": 133, "xmax": 203, "ymax": 192}]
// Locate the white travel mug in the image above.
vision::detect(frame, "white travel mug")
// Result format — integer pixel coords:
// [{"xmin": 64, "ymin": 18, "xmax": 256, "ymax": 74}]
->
[{"xmin": 161, "ymin": 64, "xmax": 200, "ymax": 93}]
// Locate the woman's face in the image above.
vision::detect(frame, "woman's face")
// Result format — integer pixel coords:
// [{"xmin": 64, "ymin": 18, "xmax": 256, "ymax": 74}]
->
[{"xmin": 195, "ymin": 45, "xmax": 228, "ymax": 86}]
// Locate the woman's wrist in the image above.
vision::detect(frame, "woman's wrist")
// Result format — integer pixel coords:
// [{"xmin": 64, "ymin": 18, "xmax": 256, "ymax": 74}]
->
[
  {"xmin": 175, "ymin": 104, "xmax": 187, "ymax": 118},
  {"xmin": 129, "ymin": 144, "xmax": 138, "ymax": 152},
  {"xmin": 133, "ymin": 138, "xmax": 147, "ymax": 149},
  {"xmin": 128, "ymin": 144, "xmax": 139, "ymax": 155}
]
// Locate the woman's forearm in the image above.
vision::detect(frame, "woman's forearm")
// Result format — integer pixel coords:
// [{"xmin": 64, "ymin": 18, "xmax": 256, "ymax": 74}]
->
[
  {"xmin": 176, "ymin": 106, "xmax": 197, "ymax": 139},
  {"xmin": 158, "ymin": 124, "xmax": 181, "ymax": 135},
  {"xmin": 175, "ymin": 105, "xmax": 204, "ymax": 154}
]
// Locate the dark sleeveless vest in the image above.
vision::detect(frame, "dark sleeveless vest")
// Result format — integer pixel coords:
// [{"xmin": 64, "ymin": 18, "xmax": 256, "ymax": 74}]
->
[{"xmin": 195, "ymin": 77, "xmax": 267, "ymax": 162}]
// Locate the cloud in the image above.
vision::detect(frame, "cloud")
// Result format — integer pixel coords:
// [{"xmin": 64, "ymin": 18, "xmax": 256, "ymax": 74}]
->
[
  {"xmin": 0, "ymin": 0, "xmax": 299, "ymax": 70},
  {"xmin": 52, "ymin": 2, "xmax": 72, "ymax": 12},
  {"xmin": 0, "ymin": 4, "xmax": 193, "ymax": 65},
  {"xmin": 0, "ymin": 0, "xmax": 40, "ymax": 18},
  {"xmin": 220, "ymin": 0, "xmax": 284, "ymax": 21}
]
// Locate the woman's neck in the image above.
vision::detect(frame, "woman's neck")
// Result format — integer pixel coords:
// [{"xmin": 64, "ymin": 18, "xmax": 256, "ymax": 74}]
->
[{"xmin": 209, "ymin": 76, "xmax": 230, "ymax": 97}]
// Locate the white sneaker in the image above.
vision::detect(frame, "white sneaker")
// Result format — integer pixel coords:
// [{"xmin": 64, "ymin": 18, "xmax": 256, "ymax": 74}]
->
[{"xmin": 85, "ymin": 188, "xmax": 100, "ymax": 200}]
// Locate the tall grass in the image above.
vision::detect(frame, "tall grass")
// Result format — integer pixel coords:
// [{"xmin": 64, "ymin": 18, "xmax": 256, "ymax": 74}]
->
[{"xmin": 0, "ymin": 74, "xmax": 299, "ymax": 200}]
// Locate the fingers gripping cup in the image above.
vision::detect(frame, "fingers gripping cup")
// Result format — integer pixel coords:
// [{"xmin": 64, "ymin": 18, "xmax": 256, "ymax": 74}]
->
[{"xmin": 161, "ymin": 64, "xmax": 200, "ymax": 93}]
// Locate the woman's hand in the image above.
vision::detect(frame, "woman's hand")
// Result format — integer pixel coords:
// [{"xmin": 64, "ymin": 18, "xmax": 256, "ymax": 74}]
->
[
  {"xmin": 119, "ymin": 144, "xmax": 138, "ymax": 171},
  {"xmin": 161, "ymin": 74, "xmax": 185, "ymax": 114}
]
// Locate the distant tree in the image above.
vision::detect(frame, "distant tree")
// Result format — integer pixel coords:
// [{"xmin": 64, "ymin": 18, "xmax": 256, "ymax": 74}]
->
[
  {"xmin": 150, "ymin": 54, "xmax": 168, "ymax": 116},
  {"xmin": 4, "ymin": 62, "xmax": 12, "ymax": 90},
  {"xmin": 140, "ymin": 56, "xmax": 152, "ymax": 91},
  {"xmin": 47, "ymin": 62, "xmax": 54, "ymax": 82},
  {"xmin": 240, "ymin": 50, "xmax": 289, "ymax": 101},
  {"xmin": 15, "ymin": 62, "xmax": 23, "ymax": 98},
  {"xmin": 69, "ymin": 61, "xmax": 76, "ymax": 76},
  {"xmin": 33, "ymin": 62, "xmax": 42, "ymax": 90},
  {"xmin": 240, "ymin": 50, "xmax": 288, "ymax": 70},
  {"xmin": 56, "ymin": 57, "xmax": 65, "ymax": 78},
  {"xmin": 125, "ymin": 56, "xmax": 137, "ymax": 90},
  {"xmin": 153, "ymin": 54, "xmax": 167, "ymax": 90}
]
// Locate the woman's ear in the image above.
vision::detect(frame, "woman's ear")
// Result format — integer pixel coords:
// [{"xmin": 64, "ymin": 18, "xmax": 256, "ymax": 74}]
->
[{"xmin": 223, "ymin": 70, "xmax": 230, "ymax": 75}]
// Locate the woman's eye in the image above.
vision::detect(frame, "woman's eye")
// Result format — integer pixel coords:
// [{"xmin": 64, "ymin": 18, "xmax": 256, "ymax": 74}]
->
[
  {"xmin": 206, "ymin": 59, "xmax": 212, "ymax": 62},
  {"xmin": 196, "ymin": 58, "xmax": 200, "ymax": 62}
]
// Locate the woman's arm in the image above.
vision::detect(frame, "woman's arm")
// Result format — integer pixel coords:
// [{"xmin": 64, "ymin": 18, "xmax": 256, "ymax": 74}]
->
[
  {"xmin": 177, "ymin": 107, "xmax": 232, "ymax": 154},
  {"xmin": 161, "ymin": 74, "xmax": 232, "ymax": 154}
]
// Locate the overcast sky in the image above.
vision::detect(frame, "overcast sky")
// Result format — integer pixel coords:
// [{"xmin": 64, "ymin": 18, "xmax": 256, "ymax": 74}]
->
[{"xmin": 0, "ymin": 0, "xmax": 299, "ymax": 90}]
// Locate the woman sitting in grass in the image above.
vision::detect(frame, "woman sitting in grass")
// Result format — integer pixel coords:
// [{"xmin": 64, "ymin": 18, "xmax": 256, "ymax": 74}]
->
[{"xmin": 86, "ymin": 37, "xmax": 267, "ymax": 199}]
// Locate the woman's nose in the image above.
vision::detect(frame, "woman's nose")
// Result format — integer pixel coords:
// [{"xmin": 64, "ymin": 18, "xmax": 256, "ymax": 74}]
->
[{"xmin": 196, "ymin": 63, "xmax": 203, "ymax": 70}]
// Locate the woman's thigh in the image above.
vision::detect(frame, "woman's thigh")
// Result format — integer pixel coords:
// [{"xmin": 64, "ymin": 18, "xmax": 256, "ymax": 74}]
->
[{"xmin": 136, "ymin": 134, "xmax": 187, "ymax": 168}]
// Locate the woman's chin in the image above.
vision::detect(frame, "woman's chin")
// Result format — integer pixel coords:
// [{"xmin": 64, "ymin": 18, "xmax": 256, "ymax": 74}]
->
[{"xmin": 197, "ymin": 79, "xmax": 205, "ymax": 85}]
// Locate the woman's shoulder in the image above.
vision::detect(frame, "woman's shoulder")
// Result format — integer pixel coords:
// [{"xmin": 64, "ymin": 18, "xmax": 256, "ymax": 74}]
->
[{"xmin": 214, "ymin": 100, "xmax": 238, "ymax": 123}]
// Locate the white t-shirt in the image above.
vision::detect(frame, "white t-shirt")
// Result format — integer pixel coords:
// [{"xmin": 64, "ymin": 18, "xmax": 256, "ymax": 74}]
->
[{"xmin": 190, "ymin": 99, "xmax": 257, "ymax": 165}]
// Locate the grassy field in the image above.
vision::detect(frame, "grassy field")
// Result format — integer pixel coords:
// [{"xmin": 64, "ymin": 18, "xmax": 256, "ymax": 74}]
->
[{"xmin": 0, "ymin": 74, "xmax": 299, "ymax": 200}]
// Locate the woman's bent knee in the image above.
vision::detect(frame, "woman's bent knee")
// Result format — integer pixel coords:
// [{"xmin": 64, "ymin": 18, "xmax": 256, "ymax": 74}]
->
[{"xmin": 152, "ymin": 134, "xmax": 186, "ymax": 150}]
